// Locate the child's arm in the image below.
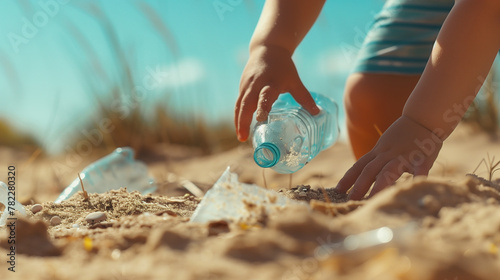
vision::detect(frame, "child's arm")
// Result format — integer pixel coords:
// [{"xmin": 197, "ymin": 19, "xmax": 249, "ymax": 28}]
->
[
  {"xmin": 235, "ymin": 0, "xmax": 325, "ymax": 142},
  {"xmin": 336, "ymin": 0, "xmax": 500, "ymax": 200}
]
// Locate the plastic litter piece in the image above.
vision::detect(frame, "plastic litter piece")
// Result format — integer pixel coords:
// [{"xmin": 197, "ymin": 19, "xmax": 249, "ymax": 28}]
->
[
  {"xmin": 0, "ymin": 181, "xmax": 27, "ymax": 227},
  {"xmin": 190, "ymin": 167, "xmax": 305, "ymax": 223},
  {"xmin": 180, "ymin": 179, "xmax": 204, "ymax": 198},
  {"xmin": 314, "ymin": 222, "xmax": 419, "ymax": 258},
  {"xmin": 55, "ymin": 147, "xmax": 156, "ymax": 203}
]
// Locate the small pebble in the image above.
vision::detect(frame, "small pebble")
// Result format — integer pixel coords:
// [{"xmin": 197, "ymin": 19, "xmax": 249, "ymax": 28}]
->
[
  {"xmin": 31, "ymin": 204, "xmax": 43, "ymax": 214},
  {"xmin": 298, "ymin": 192, "xmax": 308, "ymax": 198},
  {"xmin": 50, "ymin": 216, "xmax": 62, "ymax": 226},
  {"xmin": 86, "ymin": 212, "xmax": 107, "ymax": 224}
]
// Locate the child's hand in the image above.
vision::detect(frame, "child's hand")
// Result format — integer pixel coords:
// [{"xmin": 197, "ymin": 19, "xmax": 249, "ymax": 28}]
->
[
  {"xmin": 335, "ymin": 115, "xmax": 443, "ymax": 200},
  {"xmin": 234, "ymin": 45, "xmax": 320, "ymax": 142}
]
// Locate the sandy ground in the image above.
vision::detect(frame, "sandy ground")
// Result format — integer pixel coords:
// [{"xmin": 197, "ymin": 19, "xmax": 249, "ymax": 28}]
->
[{"xmin": 1, "ymin": 123, "xmax": 500, "ymax": 280}]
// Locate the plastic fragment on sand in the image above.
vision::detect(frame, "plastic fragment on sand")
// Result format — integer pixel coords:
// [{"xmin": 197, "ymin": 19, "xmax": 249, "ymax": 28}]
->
[
  {"xmin": 55, "ymin": 147, "xmax": 156, "ymax": 203},
  {"xmin": 314, "ymin": 222, "xmax": 419, "ymax": 258},
  {"xmin": 0, "ymin": 181, "xmax": 26, "ymax": 227},
  {"xmin": 190, "ymin": 167, "xmax": 305, "ymax": 223}
]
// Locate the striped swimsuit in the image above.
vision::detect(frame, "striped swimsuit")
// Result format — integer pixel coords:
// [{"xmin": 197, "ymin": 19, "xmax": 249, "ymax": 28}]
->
[{"xmin": 354, "ymin": 0, "xmax": 455, "ymax": 75}]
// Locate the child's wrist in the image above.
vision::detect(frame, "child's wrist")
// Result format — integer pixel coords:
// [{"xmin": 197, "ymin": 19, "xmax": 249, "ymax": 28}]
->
[
  {"xmin": 249, "ymin": 43, "xmax": 293, "ymax": 58},
  {"xmin": 401, "ymin": 114, "xmax": 446, "ymax": 143}
]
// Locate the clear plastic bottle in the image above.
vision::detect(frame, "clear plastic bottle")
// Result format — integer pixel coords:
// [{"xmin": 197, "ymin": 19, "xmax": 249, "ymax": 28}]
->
[
  {"xmin": 55, "ymin": 147, "xmax": 156, "ymax": 203},
  {"xmin": 252, "ymin": 92, "xmax": 339, "ymax": 174}
]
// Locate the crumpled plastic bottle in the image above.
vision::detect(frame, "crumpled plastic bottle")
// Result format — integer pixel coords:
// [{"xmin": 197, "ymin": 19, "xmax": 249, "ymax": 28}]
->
[
  {"xmin": 252, "ymin": 92, "xmax": 339, "ymax": 174},
  {"xmin": 55, "ymin": 147, "xmax": 156, "ymax": 203}
]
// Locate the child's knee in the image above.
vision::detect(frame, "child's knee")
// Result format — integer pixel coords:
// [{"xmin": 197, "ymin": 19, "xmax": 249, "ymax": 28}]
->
[
  {"xmin": 344, "ymin": 73, "xmax": 419, "ymax": 117},
  {"xmin": 344, "ymin": 73, "xmax": 384, "ymax": 119}
]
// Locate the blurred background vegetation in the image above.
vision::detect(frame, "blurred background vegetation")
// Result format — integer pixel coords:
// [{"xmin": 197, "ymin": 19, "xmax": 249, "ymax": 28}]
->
[
  {"xmin": 63, "ymin": 2, "xmax": 240, "ymax": 156},
  {"xmin": 0, "ymin": 118, "xmax": 39, "ymax": 148},
  {"xmin": 1, "ymin": 0, "xmax": 499, "ymax": 160},
  {"xmin": 1, "ymin": 1, "xmax": 243, "ymax": 158}
]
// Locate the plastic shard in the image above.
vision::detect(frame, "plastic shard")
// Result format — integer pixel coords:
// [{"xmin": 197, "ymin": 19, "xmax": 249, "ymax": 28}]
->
[
  {"xmin": 314, "ymin": 222, "xmax": 419, "ymax": 258},
  {"xmin": 190, "ymin": 167, "xmax": 305, "ymax": 223},
  {"xmin": 55, "ymin": 147, "xmax": 156, "ymax": 203},
  {"xmin": 0, "ymin": 181, "xmax": 26, "ymax": 226}
]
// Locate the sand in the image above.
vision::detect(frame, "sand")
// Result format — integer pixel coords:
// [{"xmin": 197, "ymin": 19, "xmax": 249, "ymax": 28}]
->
[{"xmin": 1, "ymin": 123, "xmax": 500, "ymax": 280}]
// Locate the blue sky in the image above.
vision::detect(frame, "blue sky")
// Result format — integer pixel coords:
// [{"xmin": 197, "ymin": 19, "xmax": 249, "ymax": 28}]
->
[{"xmin": 0, "ymin": 0, "xmax": 385, "ymax": 154}]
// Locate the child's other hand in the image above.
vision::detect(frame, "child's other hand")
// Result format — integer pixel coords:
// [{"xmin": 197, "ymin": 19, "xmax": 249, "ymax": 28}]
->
[
  {"xmin": 336, "ymin": 115, "xmax": 443, "ymax": 200},
  {"xmin": 234, "ymin": 45, "xmax": 320, "ymax": 142}
]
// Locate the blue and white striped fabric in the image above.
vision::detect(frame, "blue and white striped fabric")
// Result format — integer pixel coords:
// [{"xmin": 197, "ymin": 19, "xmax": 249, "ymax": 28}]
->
[{"xmin": 354, "ymin": 0, "xmax": 454, "ymax": 75}]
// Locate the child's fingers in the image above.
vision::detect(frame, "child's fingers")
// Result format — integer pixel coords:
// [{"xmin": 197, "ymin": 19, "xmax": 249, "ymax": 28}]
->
[
  {"xmin": 413, "ymin": 162, "xmax": 432, "ymax": 177},
  {"xmin": 335, "ymin": 153, "xmax": 375, "ymax": 194},
  {"xmin": 348, "ymin": 158, "xmax": 390, "ymax": 200},
  {"xmin": 368, "ymin": 160, "xmax": 404, "ymax": 198},
  {"xmin": 234, "ymin": 93, "xmax": 243, "ymax": 132},
  {"xmin": 290, "ymin": 83, "xmax": 320, "ymax": 116},
  {"xmin": 235, "ymin": 75, "xmax": 254, "ymax": 128},
  {"xmin": 236, "ymin": 89, "xmax": 259, "ymax": 142},
  {"xmin": 256, "ymin": 85, "xmax": 280, "ymax": 122}
]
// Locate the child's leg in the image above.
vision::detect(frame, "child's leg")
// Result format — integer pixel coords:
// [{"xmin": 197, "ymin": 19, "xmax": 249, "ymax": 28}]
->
[
  {"xmin": 344, "ymin": 73, "xmax": 420, "ymax": 159},
  {"xmin": 345, "ymin": 0, "xmax": 454, "ymax": 159}
]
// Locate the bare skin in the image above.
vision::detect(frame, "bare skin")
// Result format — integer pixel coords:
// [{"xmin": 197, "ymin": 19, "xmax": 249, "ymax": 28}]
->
[
  {"xmin": 337, "ymin": 0, "xmax": 500, "ymax": 199},
  {"xmin": 344, "ymin": 73, "xmax": 420, "ymax": 159},
  {"xmin": 235, "ymin": 0, "xmax": 500, "ymax": 200},
  {"xmin": 234, "ymin": 0, "xmax": 325, "ymax": 142}
]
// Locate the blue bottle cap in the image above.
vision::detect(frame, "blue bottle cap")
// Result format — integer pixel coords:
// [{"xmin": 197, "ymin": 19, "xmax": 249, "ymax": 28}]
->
[{"xmin": 253, "ymin": 142, "xmax": 280, "ymax": 168}]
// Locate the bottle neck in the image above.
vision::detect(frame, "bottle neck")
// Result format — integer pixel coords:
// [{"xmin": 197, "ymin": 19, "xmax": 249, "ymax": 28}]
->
[{"xmin": 253, "ymin": 142, "xmax": 280, "ymax": 168}]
